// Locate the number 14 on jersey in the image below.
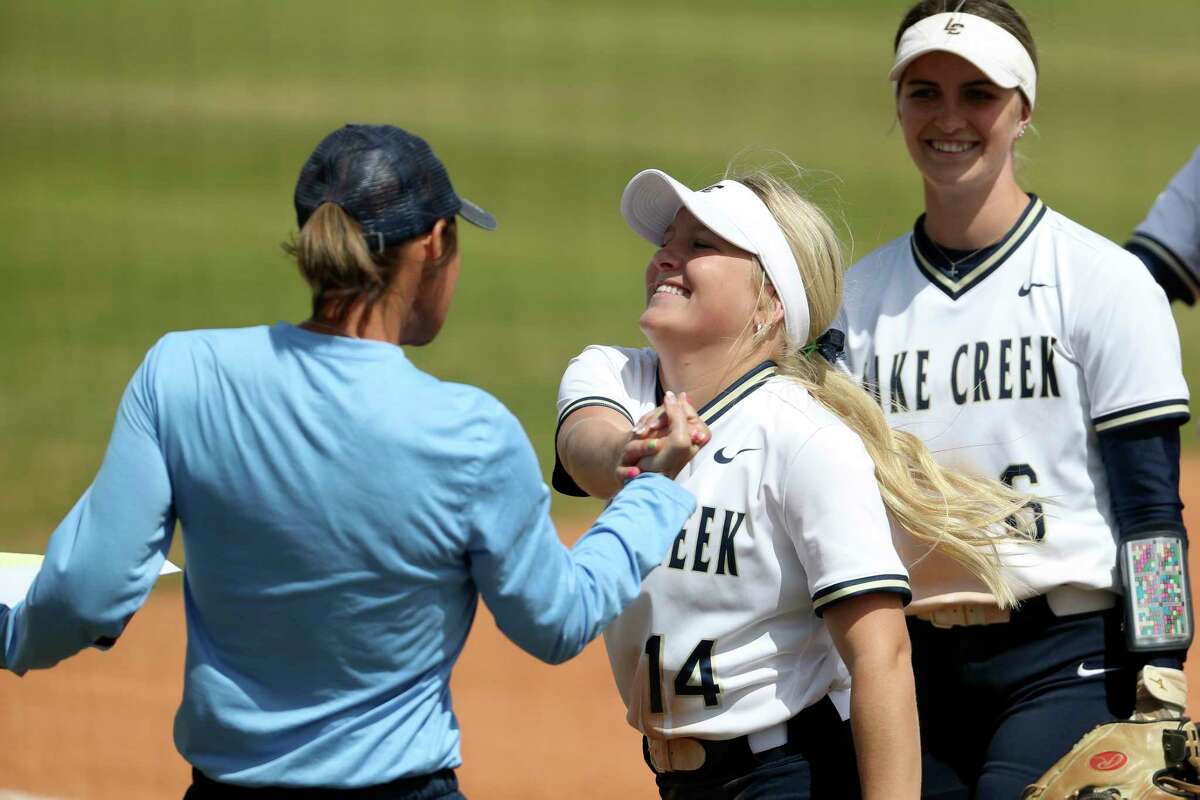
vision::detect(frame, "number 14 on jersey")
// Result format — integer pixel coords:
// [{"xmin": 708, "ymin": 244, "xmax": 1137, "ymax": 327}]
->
[{"xmin": 645, "ymin": 635, "xmax": 722, "ymax": 713}]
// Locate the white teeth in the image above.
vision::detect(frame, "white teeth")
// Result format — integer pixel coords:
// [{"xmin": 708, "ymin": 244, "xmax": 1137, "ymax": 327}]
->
[
  {"xmin": 654, "ymin": 284, "xmax": 689, "ymax": 297},
  {"xmin": 930, "ymin": 140, "xmax": 975, "ymax": 153}
]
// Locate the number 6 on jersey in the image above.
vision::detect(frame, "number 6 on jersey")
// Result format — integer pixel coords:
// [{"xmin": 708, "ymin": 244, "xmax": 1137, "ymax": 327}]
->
[{"xmin": 645, "ymin": 635, "xmax": 721, "ymax": 713}]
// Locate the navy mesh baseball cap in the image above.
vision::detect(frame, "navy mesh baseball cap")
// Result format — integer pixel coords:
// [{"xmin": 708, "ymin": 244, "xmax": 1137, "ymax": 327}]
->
[{"xmin": 294, "ymin": 124, "xmax": 496, "ymax": 253}]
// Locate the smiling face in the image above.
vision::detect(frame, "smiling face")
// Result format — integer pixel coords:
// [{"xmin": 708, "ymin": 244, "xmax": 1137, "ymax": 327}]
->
[
  {"xmin": 897, "ymin": 51, "xmax": 1030, "ymax": 195},
  {"xmin": 638, "ymin": 207, "xmax": 762, "ymax": 353}
]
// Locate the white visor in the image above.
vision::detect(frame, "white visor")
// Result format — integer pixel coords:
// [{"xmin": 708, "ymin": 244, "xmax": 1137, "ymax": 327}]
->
[
  {"xmin": 890, "ymin": 12, "xmax": 1036, "ymax": 108},
  {"xmin": 621, "ymin": 169, "xmax": 810, "ymax": 344}
]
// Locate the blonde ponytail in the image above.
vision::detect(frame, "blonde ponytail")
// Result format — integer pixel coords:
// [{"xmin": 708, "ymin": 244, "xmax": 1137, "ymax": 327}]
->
[
  {"xmin": 734, "ymin": 166, "xmax": 1038, "ymax": 607},
  {"xmin": 282, "ymin": 201, "xmax": 391, "ymax": 330},
  {"xmin": 286, "ymin": 202, "xmax": 386, "ymax": 291},
  {"xmin": 282, "ymin": 202, "xmax": 457, "ymax": 335}
]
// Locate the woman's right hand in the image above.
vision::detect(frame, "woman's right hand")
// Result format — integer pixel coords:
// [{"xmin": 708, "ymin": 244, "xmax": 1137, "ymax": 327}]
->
[{"xmin": 617, "ymin": 392, "xmax": 709, "ymax": 482}]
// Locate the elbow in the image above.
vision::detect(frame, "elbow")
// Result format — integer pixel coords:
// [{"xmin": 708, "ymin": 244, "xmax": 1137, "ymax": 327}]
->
[
  {"xmin": 505, "ymin": 614, "xmax": 594, "ymax": 666},
  {"xmin": 539, "ymin": 647, "xmax": 578, "ymax": 667},
  {"xmin": 43, "ymin": 575, "xmax": 134, "ymax": 642},
  {"xmin": 849, "ymin": 632, "xmax": 912, "ymax": 682},
  {"xmin": 529, "ymin": 627, "xmax": 590, "ymax": 665}
]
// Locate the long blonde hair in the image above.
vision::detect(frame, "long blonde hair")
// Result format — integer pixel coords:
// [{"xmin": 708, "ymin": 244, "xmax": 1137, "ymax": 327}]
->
[{"xmin": 730, "ymin": 166, "xmax": 1037, "ymax": 607}]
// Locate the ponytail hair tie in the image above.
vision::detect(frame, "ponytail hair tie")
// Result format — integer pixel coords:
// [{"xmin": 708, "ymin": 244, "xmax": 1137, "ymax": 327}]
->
[{"xmin": 803, "ymin": 328, "xmax": 846, "ymax": 365}]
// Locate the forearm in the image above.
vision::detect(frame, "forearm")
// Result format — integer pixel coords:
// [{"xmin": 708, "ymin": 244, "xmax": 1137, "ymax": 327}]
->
[
  {"xmin": 480, "ymin": 473, "xmax": 695, "ymax": 664},
  {"xmin": 848, "ymin": 646, "xmax": 920, "ymax": 799},
  {"xmin": 4, "ymin": 365, "xmax": 176, "ymax": 674},
  {"xmin": 556, "ymin": 410, "xmax": 632, "ymax": 499},
  {"xmin": 4, "ymin": 487, "xmax": 173, "ymax": 674},
  {"xmin": 825, "ymin": 594, "xmax": 920, "ymax": 799},
  {"xmin": 1098, "ymin": 422, "xmax": 1189, "ymax": 666}
]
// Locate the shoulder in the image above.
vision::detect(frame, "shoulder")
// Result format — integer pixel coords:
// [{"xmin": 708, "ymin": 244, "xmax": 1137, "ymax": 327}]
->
[
  {"xmin": 558, "ymin": 344, "xmax": 658, "ymax": 422},
  {"xmin": 757, "ymin": 379, "xmax": 872, "ymax": 465},
  {"xmin": 147, "ymin": 325, "xmax": 290, "ymax": 366},
  {"xmin": 758, "ymin": 384, "xmax": 880, "ymax": 515},
  {"xmin": 1043, "ymin": 209, "xmax": 1168, "ymax": 292},
  {"xmin": 137, "ymin": 327, "xmax": 270, "ymax": 379},
  {"xmin": 848, "ymin": 234, "xmax": 912, "ymax": 279},
  {"xmin": 567, "ymin": 344, "xmax": 656, "ymax": 374},
  {"xmin": 426, "ymin": 382, "xmax": 534, "ymax": 478},
  {"xmin": 1039, "ymin": 208, "xmax": 1114, "ymax": 253},
  {"xmin": 435, "ymin": 379, "xmax": 519, "ymax": 429},
  {"xmin": 843, "ymin": 234, "xmax": 913, "ymax": 315},
  {"xmin": 1042, "ymin": 210, "xmax": 1133, "ymax": 269}
]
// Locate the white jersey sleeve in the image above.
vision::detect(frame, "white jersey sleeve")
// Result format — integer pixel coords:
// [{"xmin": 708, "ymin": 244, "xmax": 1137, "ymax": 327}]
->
[
  {"xmin": 555, "ymin": 345, "xmax": 657, "ymax": 428},
  {"xmin": 1063, "ymin": 248, "xmax": 1190, "ymax": 432},
  {"xmin": 780, "ymin": 425, "xmax": 911, "ymax": 616},
  {"xmin": 1129, "ymin": 145, "xmax": 1200, "ymax": 300},
  {"xmin": 553, "ymin": 345, "xmax": 658, "ymax": 496}
]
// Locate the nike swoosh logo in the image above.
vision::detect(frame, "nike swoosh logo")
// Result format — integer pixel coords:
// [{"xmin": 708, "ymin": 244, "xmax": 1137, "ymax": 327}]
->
[
  {"xmin": 714, "ymin": 447, "xmax": 761, "ymax": 464},
  {"xmin": 1076, "ymin": 662, "xmax": 1120, "ymax": 678},
  {"xmin": 1018, "ymin": 282, "xmax": 1054, "ymax": 297}
]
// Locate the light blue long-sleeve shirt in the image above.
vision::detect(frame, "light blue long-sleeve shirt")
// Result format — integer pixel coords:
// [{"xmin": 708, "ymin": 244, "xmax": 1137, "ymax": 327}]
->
[{"xmin": 0, "ymin": 323, "xmax": 694, "ymax": 788}]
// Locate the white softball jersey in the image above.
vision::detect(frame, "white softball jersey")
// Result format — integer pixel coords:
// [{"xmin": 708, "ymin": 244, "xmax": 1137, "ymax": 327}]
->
[
  {"xmin": 1129, "ymin": 145, "xmax": 1200, "ymax": 301},
  {"xmin": 555, "ymin": 349, "xmax": 910, "ymax": 740},
  {"xmin": 839, "ymin": 196, "xmax": 1190, "ymax": 611}
]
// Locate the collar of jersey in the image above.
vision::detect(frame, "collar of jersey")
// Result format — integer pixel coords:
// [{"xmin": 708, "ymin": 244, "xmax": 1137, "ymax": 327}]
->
[
  {"xmin": 910, "ymin": 194, "xmax": 1047, "ymax": 300},
  {"xmin": 655, "ymin": 360, "xmax": 776, "ymax": 426}
]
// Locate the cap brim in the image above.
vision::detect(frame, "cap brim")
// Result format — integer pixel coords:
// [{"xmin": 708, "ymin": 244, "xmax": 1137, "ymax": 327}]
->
[
  {"xmin": 889, "ymin": 46, "xmax": 1021, "ymax": 90},
  {"xmin": 458, "ymin": 197, "xmax": 497, "ymax": 231},
  {"xmin": 620, "ymin": 169, "xmax": 756, "ymax": 253}
]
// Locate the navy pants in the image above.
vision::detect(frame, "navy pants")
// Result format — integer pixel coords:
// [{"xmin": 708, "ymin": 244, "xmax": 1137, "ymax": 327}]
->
[
  {"xmin": 183, "ymin": 768, "xmax": 464, "ymax": 800},
  {"xmin": 650, "ymin": 697, "xmax": 861, "ymax": 799},
  {"xmin": 909, "ymin": 598, "xmax": 1139, "ymax": 800}
]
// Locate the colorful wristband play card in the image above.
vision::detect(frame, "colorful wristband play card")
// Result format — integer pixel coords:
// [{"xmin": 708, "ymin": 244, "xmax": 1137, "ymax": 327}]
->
[{"xmin": 1119, "ymin": 535, "xmax": 1193, "ymax": 652}]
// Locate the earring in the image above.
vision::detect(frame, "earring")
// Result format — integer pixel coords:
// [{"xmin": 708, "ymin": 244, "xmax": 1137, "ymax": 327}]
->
[
  {"xmin": 754, "ymin": 322, "xmax": 765, "ymax": 335},
  {"xmin": 1017, "ymin": 125, "xmax": 1027, "ymax": 139}
]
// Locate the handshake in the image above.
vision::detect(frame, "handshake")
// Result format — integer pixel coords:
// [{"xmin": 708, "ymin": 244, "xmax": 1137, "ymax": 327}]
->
[{"xmin": 618, "ymin": 391, "xmax": 712, "ymax": 484}]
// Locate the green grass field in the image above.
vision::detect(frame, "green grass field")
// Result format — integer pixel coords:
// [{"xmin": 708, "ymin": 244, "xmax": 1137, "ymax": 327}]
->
[{"xmin": 1, "ymin": 0, "xmax": 1197, "ymax": 552}]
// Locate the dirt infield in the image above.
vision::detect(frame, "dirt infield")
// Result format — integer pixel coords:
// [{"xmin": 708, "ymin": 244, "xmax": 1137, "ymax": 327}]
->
[{"xmin": 5, "ymin": 459, "xmax": 1200, "ymax": 799}]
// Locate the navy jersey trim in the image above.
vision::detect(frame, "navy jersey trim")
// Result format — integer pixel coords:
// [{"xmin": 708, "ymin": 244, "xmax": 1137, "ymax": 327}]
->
[
  {"xmin": 553, "ymin": 396, "xmax": 636, "ymax": 497},
  {"xmin": 812, "ymin": 574, "xmax": 912, "ymax": 617},
  {"xmin": 555, "ymin": 396, "xmax": 635, "ymax": 429},
  {"xmin": 698, "ymin": 361, "xmax": 777, "ymax": 426},
  {"xmin": 911, "ymin": 195, "xmax": 1047, "ymax": 300},
  {"xmin": 1127, "ymin": 232, "xmax": 1200, "ymax": 299},
  {"xmin": 1093, "ymin": 399, "xmax": 1191, "ymax": 433}
]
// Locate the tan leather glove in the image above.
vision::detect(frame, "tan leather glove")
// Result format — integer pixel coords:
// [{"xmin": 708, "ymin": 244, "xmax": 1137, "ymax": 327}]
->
[{"xmin": 1021, "ymin": 717, "xmax": 1200, "ymax": 799}]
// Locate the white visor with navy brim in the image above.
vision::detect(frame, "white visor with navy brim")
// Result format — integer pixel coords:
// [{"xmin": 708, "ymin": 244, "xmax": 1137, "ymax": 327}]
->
[
  {"xmin": 621, "ymin": 169, "xmax": 810, "ymax": 344},
  {"xmin": 890, "ymin": 11, "xmax": 1037, "ymax": 108}
]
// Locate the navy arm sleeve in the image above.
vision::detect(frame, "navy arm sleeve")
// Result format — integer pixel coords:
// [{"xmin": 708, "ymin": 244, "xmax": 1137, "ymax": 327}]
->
[
  {"xmin": 1098, "ymin": 419, "xmax": 1188, "ymax": 666},
  {"xmin": 1099, "ymin": 421, "xmax": 1185, "ymax": 536}
]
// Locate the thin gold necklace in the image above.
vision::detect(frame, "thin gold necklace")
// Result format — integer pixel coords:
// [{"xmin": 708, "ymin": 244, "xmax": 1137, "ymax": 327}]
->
[{"xmin": 923, "ymin": 226, "xmax": 991, "ymax": 279}]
